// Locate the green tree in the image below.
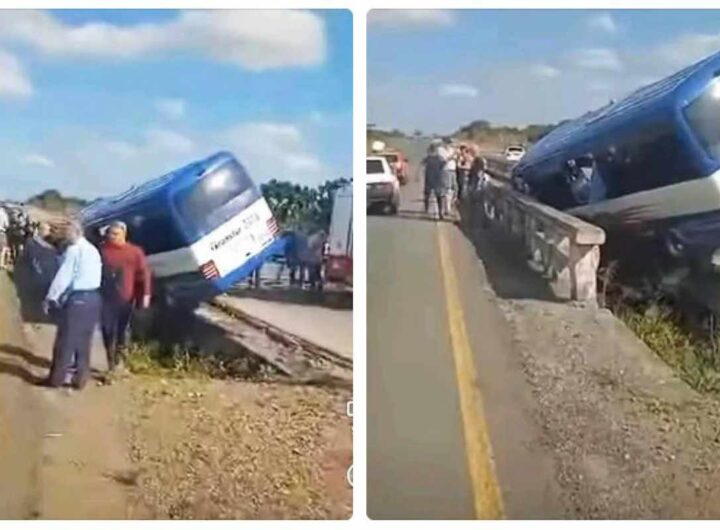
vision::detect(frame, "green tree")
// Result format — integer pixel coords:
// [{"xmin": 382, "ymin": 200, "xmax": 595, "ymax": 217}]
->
[{"xmin": 261, "ymin": 177, "xmax": 350, "ymax": 230}]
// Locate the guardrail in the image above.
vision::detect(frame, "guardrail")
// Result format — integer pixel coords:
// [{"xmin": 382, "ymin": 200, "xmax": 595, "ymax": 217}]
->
[
  {"xmin": 484, "ymin": 155, "xmax": 515, "ymax": 181},
  {"xmin": 479, "ymin": 178, "xmax": 606, "ymax": 302}
]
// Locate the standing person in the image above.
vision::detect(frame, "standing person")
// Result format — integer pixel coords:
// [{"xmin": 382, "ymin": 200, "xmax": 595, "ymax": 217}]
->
[
  {"xmin": 304, "ymin": 229, "xmax": 327, "ymax": 291},
  {"xmin": 18, "ymin": 222, "xmax": 60, "ymax": 320},
  {"xmin": 0, "ymin": 206, "xmax": 9, "ymax": 269},
  {"xmin": 281, "ymin": 230, "xmax": 302, "ymax": 285},
  {"xmin": 99, "ymin": 220, "xmax": 152, "ymax": 374},
  {"xmin": 456, "ymin": 144, "xmax": 471, "ymax": 200},
  {"xmin": 468, "ymin": 146, "xmax": 488, "ymax": 196},
  {"xmin": 42, "ymin": 220, "xmax": 102, "ymax": 390},
  {"xmin": 7, "ymin": 208, "xmax": 29, "ymax": 263},
  {"xmin": 438, "ymin": 138, "xmax": 457, "ymax": 219},
  {"xmin": 421, "ymin": 142, "xmax": 447, "ymax": 219}
]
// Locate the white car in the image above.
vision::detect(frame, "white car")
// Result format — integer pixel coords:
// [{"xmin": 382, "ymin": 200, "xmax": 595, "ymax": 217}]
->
[
  {"xmin": 366, "ymin": 156, "xmax": 400, "ymax": 215},
  {"xmin": 504, "ymin": 145, "xmax": 526, "ymax": 162}
]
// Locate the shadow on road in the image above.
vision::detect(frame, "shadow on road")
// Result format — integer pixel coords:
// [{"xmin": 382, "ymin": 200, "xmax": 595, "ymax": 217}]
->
[
  {"xmin": 0, "ymin": 343, "xmax": 51, "ymax": 369},
  {"xmin": 0, "ymin": 351, "xmax": 43, "ymax": 385},
  {"xmin": 455, "ymin": 200, "xmax": 561, "ymax": 303}
]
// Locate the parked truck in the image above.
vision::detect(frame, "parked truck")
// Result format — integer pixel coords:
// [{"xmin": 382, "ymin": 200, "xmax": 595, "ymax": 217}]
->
[{"xmin": 325, "ymin": 183, "xmax": 352, "ymax": 287}]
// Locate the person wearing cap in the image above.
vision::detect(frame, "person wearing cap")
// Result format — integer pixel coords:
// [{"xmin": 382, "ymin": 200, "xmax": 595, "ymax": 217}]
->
[
  {"xmin": 99, "ymin": 220, "xmax": 152, "ymax": 374},
  {"xmin": 42, "ymin": 220, "xmax": 102, "ymax": 389}
]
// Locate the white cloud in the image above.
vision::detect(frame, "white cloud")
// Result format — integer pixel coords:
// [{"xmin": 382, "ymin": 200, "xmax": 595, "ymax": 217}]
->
[
  {"xmin": 284, "ymin": 153, "xmax": 324, "ymax": 172},
  {"xmin": 439, "ymin": 83, "xmax": 478, "ymax": 98},
  {"xmin": 570, "ymin": 48, "xmax": 623, "ymax": 71},
  {"xmin": 155, "ymin": 98, "xmax": 186, "ymax": 120},
  {"xmin": 530, "ymin": 64, "xmax": 561, "ymax": 79},
  {"xmin": 0, "ymin": 48, "xmax": 32, "ymax": 98},
  {"xmin": 21, "ymin": 153, "xmax": 54, "ymax": 168},
  {"xmin": 222, "ymin": 121, "xmax": 324, "ymax": 177},
  {"xmin": 104, "ymin": 140, "xmax": 140, "ymax": 158},
  {"xmin": 368, "ymin": 9, "xmax": 455, "ymax": 29},
  {"xmin": 586, "ymin": 13, "xmax": 617, "ymax": 34},
  {"xmin": 102, "ymin": 129, "xmax": 195, "ymax": 159},
  {"xmin": 654, "ymin": 33, "xmax": 720, "ymax": 69},
  {"xmin": 145, "ymin": 129, "xmax": 195, "ymax": 153},
  {"xmin": 0, "ymin": 9, "xmax": 326, "ymax": 70},
  {"xmin": 588, "ymin": 81, "xmax": 612, "ymax": 93}
]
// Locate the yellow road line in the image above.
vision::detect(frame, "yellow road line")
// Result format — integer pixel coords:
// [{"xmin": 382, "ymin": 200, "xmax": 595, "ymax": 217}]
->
[{"xmin": 436, "ymin": 224, "xmax": 505, "ymax": 519}]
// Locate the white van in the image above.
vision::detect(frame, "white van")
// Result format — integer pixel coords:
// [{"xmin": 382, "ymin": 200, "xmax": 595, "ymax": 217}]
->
[{"xmin": 326, "ymin": 183, "xmax": 353, "ymax": 286}]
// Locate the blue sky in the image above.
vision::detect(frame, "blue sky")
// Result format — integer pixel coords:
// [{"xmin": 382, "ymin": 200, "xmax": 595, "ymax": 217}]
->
[
  {"xmin": 368, "ymin": 9, "xmax": 720, "ymax": 134},
  {"xmin": 0, "ymin": 9, "xmax": 352, "ymax": 200}
]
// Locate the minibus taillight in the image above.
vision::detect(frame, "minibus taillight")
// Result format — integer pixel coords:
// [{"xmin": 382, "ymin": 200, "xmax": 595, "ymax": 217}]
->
[{"xmin": 200, "ymin": 260, "xmax": 220, "ymax": 280}]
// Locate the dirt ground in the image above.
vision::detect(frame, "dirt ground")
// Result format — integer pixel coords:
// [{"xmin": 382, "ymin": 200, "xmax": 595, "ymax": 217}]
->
[{"xmin": 0, "ymin": 274, "xmax": 352, "ymax": 520}]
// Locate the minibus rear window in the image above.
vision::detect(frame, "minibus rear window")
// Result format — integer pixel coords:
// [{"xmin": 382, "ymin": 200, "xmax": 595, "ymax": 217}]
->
[
  {"xmin": 174, "ymin": 159, "xmax": 259, "ymax": 236},
  {"xmin": 686, "ymin": 82, "xmax": 720, "ymax": 159}
]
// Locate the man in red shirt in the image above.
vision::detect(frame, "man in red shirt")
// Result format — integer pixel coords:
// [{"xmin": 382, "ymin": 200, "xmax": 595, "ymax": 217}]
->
[{"xmin": 99, "ymin": 220, "xmax": 152, "ymax": 373}]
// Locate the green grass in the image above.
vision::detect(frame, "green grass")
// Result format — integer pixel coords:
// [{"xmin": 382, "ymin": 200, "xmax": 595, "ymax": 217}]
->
[
  {"xmin": 124, "ymin": 340, "xmax": 278, "ymax": 381},
  {"xmin": 124, "ymin": 341, "xmax": 213, "ymax": 379},
  {"xmin": 616, "ymin": 303, "xmax": 720, "ymax": 394}
]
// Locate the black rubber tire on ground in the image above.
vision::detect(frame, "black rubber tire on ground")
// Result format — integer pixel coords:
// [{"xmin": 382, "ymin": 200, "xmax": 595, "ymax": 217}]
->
[{"xmin": 387, "ymin": 202, "xmax": 398, "ymax": 215}]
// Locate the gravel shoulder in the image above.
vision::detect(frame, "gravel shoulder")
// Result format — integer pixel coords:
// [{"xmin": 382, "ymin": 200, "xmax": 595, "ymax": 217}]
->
[{"xmin": 472, "ymin": 225, "xmax": 720, "ymax": 518}]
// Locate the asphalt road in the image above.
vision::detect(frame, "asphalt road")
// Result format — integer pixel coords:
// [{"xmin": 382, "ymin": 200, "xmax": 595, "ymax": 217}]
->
[{"xmin": 366, "ymin": 149, "xmax": 564, "ymax": 519}]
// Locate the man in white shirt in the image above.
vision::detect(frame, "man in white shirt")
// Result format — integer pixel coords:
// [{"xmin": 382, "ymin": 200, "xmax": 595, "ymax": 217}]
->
[
  {"xmin": 438, "ymin": 138, "xmax": 458, "ymax": 218},
  {"xmin": 0, "ymin": 206, "xmax": 9, "ymax": 269},
  {"xmin": 43, "ymin": 220, "xmax": 102, "ymax": 390}
]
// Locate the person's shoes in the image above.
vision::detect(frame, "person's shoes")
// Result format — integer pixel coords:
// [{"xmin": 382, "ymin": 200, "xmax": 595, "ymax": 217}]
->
[{"xmin": 113, "ymin": 362, "xmax": 131, "ymax": 379}]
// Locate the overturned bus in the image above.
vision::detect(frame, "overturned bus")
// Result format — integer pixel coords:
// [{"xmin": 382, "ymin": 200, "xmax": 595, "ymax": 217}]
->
[
  {"xmin": 512, "ymin": 50, "xmax": 720, "ymax": 278},
  {"xmin": 80, "ymin": 151, "xmax": 286, "ymax": 306}
]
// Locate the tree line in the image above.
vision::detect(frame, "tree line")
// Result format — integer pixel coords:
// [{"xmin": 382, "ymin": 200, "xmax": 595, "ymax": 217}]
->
[{"xmin": 260, "ymin": 178, "xmax": 351, "ymax": 231}]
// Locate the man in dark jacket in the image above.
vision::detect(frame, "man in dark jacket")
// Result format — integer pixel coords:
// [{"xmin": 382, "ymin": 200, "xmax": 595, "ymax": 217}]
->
[{"xmin": 18, "ymin": 222, "xmax": 60, "ymax": 321}]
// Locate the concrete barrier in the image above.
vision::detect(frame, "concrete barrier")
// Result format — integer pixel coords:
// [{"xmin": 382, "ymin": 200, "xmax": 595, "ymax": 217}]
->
[
  {"xmin": 485, "ymin": 155, "xmax": 515, "ymax": 181},
  {"xmin": 480, "ymin": 179, "xmax": 606, "ymax": 302}
]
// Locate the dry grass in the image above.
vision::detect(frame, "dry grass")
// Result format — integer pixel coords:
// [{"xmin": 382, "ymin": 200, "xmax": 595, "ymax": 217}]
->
[{"xmin": 126, "ymin": 377, "xmax": 352, "ymax": 519}]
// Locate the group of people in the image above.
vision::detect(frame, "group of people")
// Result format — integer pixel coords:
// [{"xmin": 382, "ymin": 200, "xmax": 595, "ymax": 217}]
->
[
  {"xmin": 0, "ymin": 204, "xmax": 34, "ymax": 269},
  {"xmin": 280, "ymin": 228, "xmax": 329, "ymax": 291},
  {"xmin": 422, "ymin": 138, "xmax": 489, "ymax": 220},
  {"xmin": 17, "ymin": 218, "xmax": 151, "ymax": 390}
]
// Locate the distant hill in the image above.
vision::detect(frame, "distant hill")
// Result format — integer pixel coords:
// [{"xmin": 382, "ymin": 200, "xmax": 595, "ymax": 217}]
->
[
  {"xmin": 368, "ymin": 119, "xmax": 566, "ymax": 152},
  {"xmin": 26, "ymin": 189, "xmax": 89, "ymax": 214},
  {"xmin": 366, "ymin": 128, "xmax": 425, "ymax": 151},
  {"xmin": 452, "ymin": 120, "xmax": 564, "ymax": 149}
]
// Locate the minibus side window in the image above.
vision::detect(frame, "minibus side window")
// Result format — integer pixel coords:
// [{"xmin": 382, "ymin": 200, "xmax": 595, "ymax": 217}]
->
[
  {"xmin": 126, "ymin": 209, "xmax": 187, "ymax": 255},
  {"xmin": 606, "ymin": 122, "xmax": 693, "ymax": 197}
]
